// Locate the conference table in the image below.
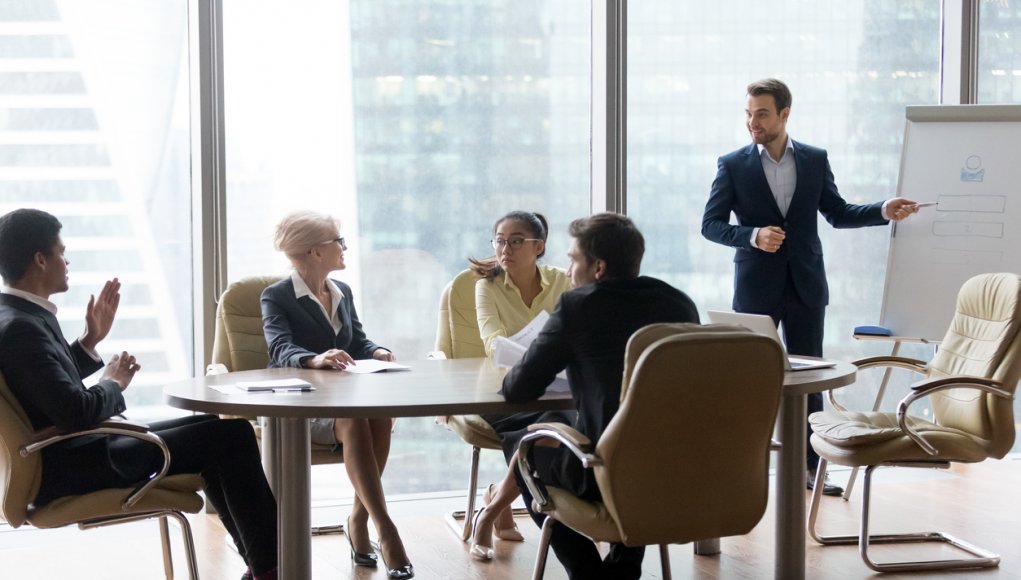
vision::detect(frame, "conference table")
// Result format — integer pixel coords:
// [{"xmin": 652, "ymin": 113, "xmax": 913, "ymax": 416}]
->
[
  {"xmin": 164, "ymin": 357, "xmax": 573, "ymax": 580},
  {"xmin": 164, "ymin": 356, "xmax": 855, "ymax": 580}
]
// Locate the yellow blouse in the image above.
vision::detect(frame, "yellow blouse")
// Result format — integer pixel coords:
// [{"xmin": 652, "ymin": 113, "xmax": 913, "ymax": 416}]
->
[{"xmin": 475, "ymin": 264, "xmax": 571, "ymax": 357}]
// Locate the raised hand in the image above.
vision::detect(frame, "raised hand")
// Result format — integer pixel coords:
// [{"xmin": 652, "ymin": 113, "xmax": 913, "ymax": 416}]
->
[{"xmin": 80, "ymin": 278, "xmax": 121, "ymax": 352}]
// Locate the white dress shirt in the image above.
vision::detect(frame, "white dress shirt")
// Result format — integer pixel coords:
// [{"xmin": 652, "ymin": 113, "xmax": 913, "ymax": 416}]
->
[
  {"xmin": 749, "ymin": 136, "xmax": 894, "ymax": 247},
  {"xmin": 290, "ymin": 271, "xmax": 344, "ymax": 335}
]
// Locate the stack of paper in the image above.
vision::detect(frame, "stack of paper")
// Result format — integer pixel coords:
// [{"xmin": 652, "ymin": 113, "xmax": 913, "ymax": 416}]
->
[
  {"xmin": 342, "ymin": 359, "xmax": 411, "ymax": 374},
  {"xmin": 209, "ymin": 378, "xmax": 315, "ymax": 394},
  {"xmin": 492, "ymin": 311, "xmax": 569, "ymax": 393}
]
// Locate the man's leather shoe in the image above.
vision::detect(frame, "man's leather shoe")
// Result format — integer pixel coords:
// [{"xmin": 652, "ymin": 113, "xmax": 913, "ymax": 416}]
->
[{"xmin": 807, "ymin": 470, "xmax": 843, "ymax": 496}]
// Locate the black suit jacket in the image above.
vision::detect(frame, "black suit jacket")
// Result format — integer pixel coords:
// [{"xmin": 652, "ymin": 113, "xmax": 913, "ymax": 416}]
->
[
  {"xmin": 0, "ymin": 293, "xmax": 128, "ymax": 494},
  {"xmin": 701, "ymin": 141, "xmax": 887, "ymax": 311},
  {"xmin": 502, "ymin": 277, "xmax": 699, "ymax": 496},
  {"xmin": 261, "ymin": 277, "xmax": 383, "ymax": 368},
  {"xmin": 0, "ymin": 294, "xmax": 124, "ymax": 432}
]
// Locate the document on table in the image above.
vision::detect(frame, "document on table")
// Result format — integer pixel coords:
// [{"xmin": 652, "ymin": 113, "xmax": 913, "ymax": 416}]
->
[
  {"xmin": 341, "ymin": 359, "xmax": 411, "ymax": 374},
  {"xmin": 210, "ymin": 378, "xmax": 315, "ymax": 395},
  {"xmin": 492, "ymin": 311, "xmax": 569, "ymax": 393}
]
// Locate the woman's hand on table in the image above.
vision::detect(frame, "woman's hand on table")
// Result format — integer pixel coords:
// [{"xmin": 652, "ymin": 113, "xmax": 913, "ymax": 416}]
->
[
  {"xmin": 372, "ymin": 348, "xmax": 396, "ymax": 362},
  {"xmin": 306, "ymin": 349, "xmax": 356, "ymax": 370}
]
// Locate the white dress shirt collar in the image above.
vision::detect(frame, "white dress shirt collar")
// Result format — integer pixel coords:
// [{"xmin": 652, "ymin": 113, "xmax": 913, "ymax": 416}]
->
[
  {"xmin": 756, "ymin": 135, "xmax": 794, "ymax": 163},
  {"xmin": 1, "ymin": 286, "xmax": 58, "ymax": 315},
  {"xmin": 290, "ymin": 271, "xmax": 343, "ymax": 334}
]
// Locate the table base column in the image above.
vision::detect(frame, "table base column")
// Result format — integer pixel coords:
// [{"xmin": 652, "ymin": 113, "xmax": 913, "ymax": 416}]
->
[
  {"xmin": 269, "ymin": 417, "xmax": 312, "ymax": 580},
  {"xmin": 776, "ymin": 393, "xmax": 807, "ymax": 580}
]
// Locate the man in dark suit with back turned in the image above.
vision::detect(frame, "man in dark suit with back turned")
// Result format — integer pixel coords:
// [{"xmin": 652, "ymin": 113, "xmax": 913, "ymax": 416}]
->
[
  {"xmin": 502, "ymin": 213, "xmax": 700, "ymax": 579},
  {"xmin": 701, "ymin": 78, "xmax": 920, "ymax": 495},
  {"xmin": 0, "ymin": 208, "xmax": 279, "ymax": 580}
]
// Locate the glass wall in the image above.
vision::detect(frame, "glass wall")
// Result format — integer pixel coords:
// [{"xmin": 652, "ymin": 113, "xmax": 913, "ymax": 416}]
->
[
  {"xmin": 978, "ymin": 0, "xmax": 1021, "ymax": 103},
  {"xmin": 627, "ymin": 1, "xmax": 941, "ymax": 410},
  {"xmin": 223, "ymin": 0, "xmax": 591, "ymax": 493},
  {"xmin": 0, "ymin": 0, "xmax": 193, "ymax": 418}
]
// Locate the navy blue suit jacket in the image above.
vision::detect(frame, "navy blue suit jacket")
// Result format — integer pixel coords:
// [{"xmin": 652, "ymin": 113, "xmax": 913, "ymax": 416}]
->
[
  {"xmin": 261, "ymin": 277, "xmax": 383, "ymax": 368},
  {"xmin": 701, "ymin": 141, "xmax": 887, "ymax": 312}
]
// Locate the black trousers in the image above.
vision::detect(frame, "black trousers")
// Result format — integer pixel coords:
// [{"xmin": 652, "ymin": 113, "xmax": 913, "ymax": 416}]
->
[
  {"xmin": 40, "ymin": 415, "xmax": 278, "ymax": 575},
  {"xmin": 753, "ymin": 268, "xmax": 827, "ymax": 472},
  {"xmin": 513, "ymin": 447, "xmax": 645, "ymax": 580},
  {"xmin": 481, "ymin": 409, "xmax": 577, "ymax": 463}
]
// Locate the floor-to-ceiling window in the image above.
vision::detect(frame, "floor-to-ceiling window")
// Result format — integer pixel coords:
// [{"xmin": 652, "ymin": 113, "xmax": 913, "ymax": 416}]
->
[
  {"xmin": 222, "ymin": 0, "xmax": 591, "ymax": 494},
  {"xmin": 0, "ymin": 0, "xmax": 193, "ymax": 417},
  {"xmin": 627, "ymin": 1, "xmax": 941, "ymax": 411},
  {"xmin": 978, "ymin": 0, "xmax": 1021, "ymax": 102}
]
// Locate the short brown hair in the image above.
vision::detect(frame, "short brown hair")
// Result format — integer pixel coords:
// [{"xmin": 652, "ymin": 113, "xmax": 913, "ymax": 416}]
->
[
  {"xmin": 747, "ymin": 78, "xmax": 792, "ymax": 112},
  {"xmin": 568, "ymin": 212, "xmax": 644, "ymax": 280}
]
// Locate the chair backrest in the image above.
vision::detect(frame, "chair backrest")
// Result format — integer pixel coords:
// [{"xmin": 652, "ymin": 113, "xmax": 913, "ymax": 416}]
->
[
  {"xmin": 928, "ymin": 272, "xmax": 1021, "ymax": 457},
  {"xmin": 619, "ymin": 322, "xmax": 701, "ymax": 401},
  {"xmin": 0, "ymin": 371, "xmax": 42, "ymax": 527},
  {"xmin": 212, "ymin": 275, "xmax": 284, "ymax": 372},
  {"xmin": 434, "ymin": 269, "xmax": 485, "ymax": 359},
  {"xmin": 594, "ymin": 324, "xmax": 785, "ymax": 546}
]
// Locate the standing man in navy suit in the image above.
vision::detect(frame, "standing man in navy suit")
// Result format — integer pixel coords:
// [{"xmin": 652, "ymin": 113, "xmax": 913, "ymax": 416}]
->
[{"xmin": 701, "ymin": 78, "xmax": 919, "ymax": 495}]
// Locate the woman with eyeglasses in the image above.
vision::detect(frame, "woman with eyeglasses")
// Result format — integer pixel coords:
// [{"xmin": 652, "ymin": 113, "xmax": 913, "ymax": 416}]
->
[
  {"xmin": 466, "ymin": 210, "xmax": 575, "ymax": 560},
  {"xmin": 261, "ymin": 211, "xmax": 414, "ymax": 580}
]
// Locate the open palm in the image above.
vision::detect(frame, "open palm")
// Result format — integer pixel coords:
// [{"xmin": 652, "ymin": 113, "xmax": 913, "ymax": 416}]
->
[{"xmin": 81, "ymin": 278, "xmax": 121, "ymax": 351}]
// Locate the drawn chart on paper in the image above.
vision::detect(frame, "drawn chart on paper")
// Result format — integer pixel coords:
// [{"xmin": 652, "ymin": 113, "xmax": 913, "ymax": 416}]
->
[{"xmin": 880, "ymin": 105, "xmax": 1021, "ymax": 342}]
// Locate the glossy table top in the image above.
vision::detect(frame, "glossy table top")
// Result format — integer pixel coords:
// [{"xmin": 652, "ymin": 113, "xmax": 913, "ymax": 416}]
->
[{"xmin": 164, "ymin": 357, "xmax": 574, "ymax": 418}]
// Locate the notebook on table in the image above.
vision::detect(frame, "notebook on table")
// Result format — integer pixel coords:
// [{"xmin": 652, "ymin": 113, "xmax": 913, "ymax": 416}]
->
[
  {"xmin": 235, "ymin": 378, "xmax": 315, "ymax": 392},
  {"xmin": 705, "ymin": 310, "xmax": 838, "ymax": 372}
]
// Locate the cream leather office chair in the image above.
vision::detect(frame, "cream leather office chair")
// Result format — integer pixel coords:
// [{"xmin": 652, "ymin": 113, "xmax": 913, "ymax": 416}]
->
[
  {"xmin": 433, "ymin": 268, "xmax": 519, "ymax": 540},
  {"xmin": 518, "ymin": 324, "xmax": 786, "ymax": 580},
  {"xmin": 808, "ymin": 272, "xmax": 1021, "ymax": 573},
  {"xmin": 0, "ymin": 372, "xmax": 204, "ymax": 579},
  {"xmin": 210, "ymin": 275, "xmax": 344, "ymax": 534}
]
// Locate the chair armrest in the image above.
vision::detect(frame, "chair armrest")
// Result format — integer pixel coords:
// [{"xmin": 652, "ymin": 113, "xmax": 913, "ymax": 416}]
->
[
  {"xmin": 851, "ymin": 355, "xmax": 929, "ymax": 373},
  {"xmin": 20, "ymin": 419, "xmax": 173, "ymax": 511},
  {"xmin": 827, "ymin": 355, "xmax": 930, "ymax": 410},
  {"xmin": 896, "ymin": 376, "xmax": 1013, "ymax": 456},
  {"xmin": 526, "ymin": 422, "xmax": 593, "ymax": 451},
  {"xmin": 907, "ymin": 375, "xmax": 1006, "ymax": 394},
  {"xmin": 517, "ymin": 423, "xmax": 600, "ymax": 513}
]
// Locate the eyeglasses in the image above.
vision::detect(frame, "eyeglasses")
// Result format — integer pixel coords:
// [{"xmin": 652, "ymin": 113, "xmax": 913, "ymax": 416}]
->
[
  {"xmin": 491, "ymin": 237, "xmax": 541, "ymax": 250},
  {"xmin": 315, "ymin": 237, "xmax": 347, "ymax": 251}
]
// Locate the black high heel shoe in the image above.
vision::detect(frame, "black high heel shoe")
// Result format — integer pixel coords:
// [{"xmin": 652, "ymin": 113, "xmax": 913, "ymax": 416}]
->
[
  {"xmin": 382, "ymin": 559, "xmax": 414, "ymax": 580},
  {"xmin": 379, "ymin": 538, "xmax": 414, "ymax": 579},
  {"xmin": 345, "ymin": 516, "xmax": 378, "ymax": 567}
]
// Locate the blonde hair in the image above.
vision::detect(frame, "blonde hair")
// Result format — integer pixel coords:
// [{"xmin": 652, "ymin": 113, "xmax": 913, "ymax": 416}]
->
[{"xmin": 274, "ymin": 211, "xmax": 340, "ymax": 260}]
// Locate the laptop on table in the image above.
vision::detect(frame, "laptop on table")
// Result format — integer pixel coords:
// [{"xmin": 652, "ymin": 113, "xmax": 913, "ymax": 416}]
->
[{"xmin": 705, "ymin": 310, "xmax": 838, "ymax": 372}]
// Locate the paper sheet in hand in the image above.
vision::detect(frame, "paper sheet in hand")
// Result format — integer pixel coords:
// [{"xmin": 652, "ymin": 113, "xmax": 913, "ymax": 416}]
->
[
  {"xmin": 221, "ymin": 378, "xmax": 315, "ymax": 393},
  {"xmin": 341, "ymin": 359, "xmax": 411, "ymax": 374},
  {"xmin": 508, "ymin": 310, "xmax": 550, "ymax": 345},
  {"xmin": 492, "ymin": 323, "xmax": 569, "ymax": 394}
]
